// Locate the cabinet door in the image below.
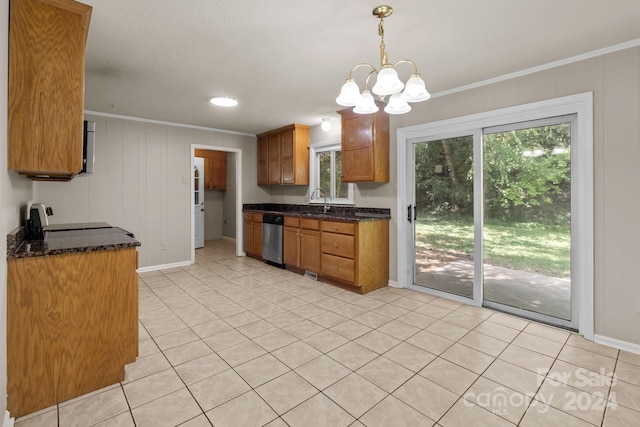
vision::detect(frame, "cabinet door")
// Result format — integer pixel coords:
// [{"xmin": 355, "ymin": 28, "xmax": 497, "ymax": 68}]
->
[
  {"xmin": 210, "ymin": 151, "xmax": 227, "ymax": 190},
  {"xmin": 203, "ymin": 158, "xmax": 214, "ymax": 190},
  {"xmin": 283, "ymin": 225, "xmax": 300, "ymax": 268},
  {"xmin": 268, "ymin": 134, "xmax": 281, "ymax": 184},
  {"xmin": 243, "ymin": 217, "xmax": 253, "ymax": 255},
  {"xmin": 253, "ymin": 221, "xmax": 263, "ymax": 258},
  {"xmin": 300, "ymin": 228, "xmax": 320, "ymax": 273},
  {"xmin": 341, "ymin": 114, "xmax": 374, "ymax": 182},
  {"xmin": 8, "ymin": 0, "xmax": 92, "ymax": 178},
  {"xmin": 280, "ymin": 129, "xmax": 295, "ymax": 184},
  {"xmin": 257, "ymin": 136, "xmax": 269, "ymax": 186},
  {"xmin": 339, "ymin": 107, "xmax": 389, "ymax": 183}
]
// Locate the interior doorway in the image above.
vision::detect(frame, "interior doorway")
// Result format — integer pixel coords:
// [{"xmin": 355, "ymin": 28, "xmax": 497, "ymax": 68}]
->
[
  {"xmin": 190, "ymin": 145, "xmax": 244, "ymax": 262},
  {"xmin": 193, "ymin": 157, "xmax": 205, "ymax": 248}
]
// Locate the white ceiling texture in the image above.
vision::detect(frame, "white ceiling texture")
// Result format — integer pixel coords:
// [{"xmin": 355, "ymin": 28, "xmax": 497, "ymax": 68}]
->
[{"xmin": 82, "ymin": 0, "xmax": 640, "ymax": 135}]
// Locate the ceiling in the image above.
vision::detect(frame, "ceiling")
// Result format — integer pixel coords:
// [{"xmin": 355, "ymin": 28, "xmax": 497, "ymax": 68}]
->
[{"xmin": 82, "ymin": 0, "xmax": 640, "ymax": 135}]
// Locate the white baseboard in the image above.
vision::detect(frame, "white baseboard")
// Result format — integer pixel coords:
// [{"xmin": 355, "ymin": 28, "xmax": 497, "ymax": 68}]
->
[
  {"xmin": 388, "ymin": 280, "xmax": 401, "ymax": 288},
  {"xmin": 594, "ymin": 334, "xmax": 640, "ymax": 355},
  {"xmin": 221, "ymin": 236, "xmax": 236, "ymax": 242},
  {"xmin": 137, "ymin": 260, "xmax": 192, "ymax": 273},
  {"xmin": 3, "ymin": 411, "xmax": 14, "ymax": 427}
]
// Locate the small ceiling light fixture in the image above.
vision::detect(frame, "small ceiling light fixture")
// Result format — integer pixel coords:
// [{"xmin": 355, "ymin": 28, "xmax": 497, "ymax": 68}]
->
[
  {"xmin": 320, "ymin": 118, "xmax": 332, "ymax": 132},
  {"xmin": 209, "ymin": 96, "xmax": 238, "ymax": 107},
  {"xmin": 336, "ymin": 5, "xmax": 430, "ymax": 115}
]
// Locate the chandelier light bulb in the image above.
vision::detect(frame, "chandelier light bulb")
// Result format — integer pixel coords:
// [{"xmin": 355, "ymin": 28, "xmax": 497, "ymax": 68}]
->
[
  {"xmin": 336, "ymin": 80, "xmax": 362, "ymax": 107},
  {"xmin": 384, "ymin": 93, "xmax": 411, "ymax": 114},
  {"xmin": 372, "ymin": 67, "xmax": 404, "ymax": 96},
  {"xmin": 353, "ymin": 91, "xmax": 380, "ymax": 114},
  {"xmin": 402, "ymin": 75, "xmax": 431, "ymax": 102}
]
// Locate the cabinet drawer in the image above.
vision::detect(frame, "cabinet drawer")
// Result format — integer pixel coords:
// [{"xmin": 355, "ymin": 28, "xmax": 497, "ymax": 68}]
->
[
  {"xmin": 243, "ymin": 212, "xmax": 253, "ymax": 221},
  {"xmin": 321, "ymin": 221, "xmax": 355, "ymax": 235},
  {"xmin": 321, "ymin": 232, "xmax": 355, "ymax": 258},
  {"xmin": 300, "ymin": 218, "xmax": 319, "ymax": 230},
  {"xmin": 252, "ymin": 213, "xmax": 263, "ymax": 222},
  {"xmin": 284, "ymin": 216, "xmax": 300, "ymax": 227},
  {"xmin": 321, "ymin": 254, "xmax": 355, "ymax": 283}
]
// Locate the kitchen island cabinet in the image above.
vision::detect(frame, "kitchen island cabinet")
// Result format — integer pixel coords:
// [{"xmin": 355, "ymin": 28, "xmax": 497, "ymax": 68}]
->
[{"xmin": 6, "ymin": 228, "xmax": 139, "ymax": 417}]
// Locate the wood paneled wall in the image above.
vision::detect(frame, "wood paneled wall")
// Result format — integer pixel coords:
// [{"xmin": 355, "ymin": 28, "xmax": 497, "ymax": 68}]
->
[{"xmin": 33, "ymin": 116, "xmax": 260, "ymax": 268}]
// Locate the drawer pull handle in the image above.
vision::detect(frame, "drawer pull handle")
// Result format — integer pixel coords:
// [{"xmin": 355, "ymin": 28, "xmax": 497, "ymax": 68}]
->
[
  {"xmin": 334, "ymin": 226, "xmax": 338, "ymax": 231},
  {"xmin": 334, "ymin": 265, "xmax": 338, "ymax": 271},
  {"xmin": 334, "ymin": 243, "xmax": 338, "ymax": 248}
]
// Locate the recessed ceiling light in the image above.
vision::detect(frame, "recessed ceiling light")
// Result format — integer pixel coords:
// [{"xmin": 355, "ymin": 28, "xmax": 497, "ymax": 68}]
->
[{"xmin": 209, "ymin": 96, "xmax": 238, "ymax": 107}]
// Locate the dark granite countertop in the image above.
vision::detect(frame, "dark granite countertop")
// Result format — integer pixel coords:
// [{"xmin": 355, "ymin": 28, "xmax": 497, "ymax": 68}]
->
[
  {"xmin": 243, "ymin": 203, "xmax": 391, "ymax": 222},
  {"xmin": 7, "ymin": 223, "xmax": 141, "ymax": 259}
]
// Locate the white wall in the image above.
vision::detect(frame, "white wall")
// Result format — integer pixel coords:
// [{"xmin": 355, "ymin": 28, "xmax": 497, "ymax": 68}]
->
[
  {"xmin": 1, "ymin": 2, "xmax": 35, "ymax": 418},
  {"xmin": 33, "ymin": 114, "xmax": 263, "ymax": 268}
]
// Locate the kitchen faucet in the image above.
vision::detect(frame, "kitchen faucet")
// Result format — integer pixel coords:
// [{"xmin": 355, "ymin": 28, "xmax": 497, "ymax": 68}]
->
[{"xmin": 311, "ymin": 187, "xmax": 330, "ymax": 214}]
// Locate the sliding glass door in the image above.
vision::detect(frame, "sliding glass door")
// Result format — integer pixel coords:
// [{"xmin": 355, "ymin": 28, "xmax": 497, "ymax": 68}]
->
[
  {"xmin": 482, "ymin": 117, "xmax": 574, "ymax": 326},
  {"xmin": 410, "ymin": 116, "xmax": 577, "ymax": 328},
  {"xmin": 412, "ymin": 135, "xmax": 475, "ymax": 298}
]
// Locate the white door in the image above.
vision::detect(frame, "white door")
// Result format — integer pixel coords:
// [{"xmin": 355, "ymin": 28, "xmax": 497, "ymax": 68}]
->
[{"xmin": 194, "ymin": 157, "xmax": 205, "ymax": 248}]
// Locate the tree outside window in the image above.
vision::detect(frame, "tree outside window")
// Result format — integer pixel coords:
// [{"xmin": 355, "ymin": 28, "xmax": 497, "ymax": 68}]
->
[{"xmin": 310, "ymin": 143, "xmax": 354, "ymax": 204}]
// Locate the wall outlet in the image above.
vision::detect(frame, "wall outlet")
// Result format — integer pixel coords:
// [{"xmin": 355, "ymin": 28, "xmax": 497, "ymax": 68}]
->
[
  {"xmin": 162, "ymin": 242, "xmax": 168, "ymax": 251},
  {"xmin": 182, "ymin": 176, "xmax": 188, "ymax": 184}
]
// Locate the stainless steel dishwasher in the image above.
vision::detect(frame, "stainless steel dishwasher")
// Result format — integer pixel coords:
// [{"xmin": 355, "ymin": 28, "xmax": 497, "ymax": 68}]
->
[{"xmin": 262, "ymin": 213, "xmax": 284, "ymax": 267}]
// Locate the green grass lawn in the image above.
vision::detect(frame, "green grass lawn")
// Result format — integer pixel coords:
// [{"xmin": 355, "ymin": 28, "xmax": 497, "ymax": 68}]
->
[{"xmin": 415, "ymin": 214, "xmax": 570, "ymax": 277}]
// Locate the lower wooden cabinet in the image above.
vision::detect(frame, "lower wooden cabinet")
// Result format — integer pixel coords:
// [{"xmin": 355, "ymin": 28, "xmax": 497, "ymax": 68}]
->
[
  {"xmin": 320, "ymin": 219, "xmax": 389, "ymax": 293},
  {"xmin": 243, "ymin": 211, "xmax": 263, "ymax": 258},
  {"xmin": 7, "ymin": 248, "xmax": 138, "ymax": 417},
  {"xmin": 283, "ymin": 216, "xmax": 301, "ymax": 268},
  {"xmin": 284, "ymin": 217, "xmax": 320, "ymax": 273},
  {"xmin": 244, "ymin": 211, "xmax": 388, "ymax": 293},
  {"xmin": 300, "ymin": 219, "xmax": 320, "ymax": 273}
]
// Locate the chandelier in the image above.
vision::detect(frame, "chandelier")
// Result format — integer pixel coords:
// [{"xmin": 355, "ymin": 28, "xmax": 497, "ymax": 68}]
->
[{"xmin": 336, "ymin": 5, "xmax": 430, "ymax": 115}]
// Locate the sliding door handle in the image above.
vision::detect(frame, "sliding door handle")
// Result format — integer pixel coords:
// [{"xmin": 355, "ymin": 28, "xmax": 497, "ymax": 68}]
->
[
  {"xmin": 414, "ymin": 206, "xmax": 417, "ymax": 221},
  {"xmin": 407, "ymin": 205, "xmax": 412, "ymax": 223}
]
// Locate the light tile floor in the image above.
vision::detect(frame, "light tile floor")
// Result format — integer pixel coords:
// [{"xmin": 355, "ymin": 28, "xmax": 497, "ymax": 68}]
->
[{"xmin": 16, "ymin": 239, "xmax": 640, "ymax": 426}]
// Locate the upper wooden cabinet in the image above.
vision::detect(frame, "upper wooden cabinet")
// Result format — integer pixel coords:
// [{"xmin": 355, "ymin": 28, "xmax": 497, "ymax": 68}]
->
[
  {"xmin": 8, "ymin": 0, "xmax": 92, "ymax": 180},
  {"xmin": 257, "ymin": 136, "xmax": 269, "ymax": 185},
  {"xmin": 338, "ymin": 105, "xmax": 390, "ymax": 183},
  {"xmin": 194, "ymin": 149, "xmax": 227, "ymax": 190},
  {"xmin": 257, "ymin": 124, "xmax": 310, "ymax": 185}
]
